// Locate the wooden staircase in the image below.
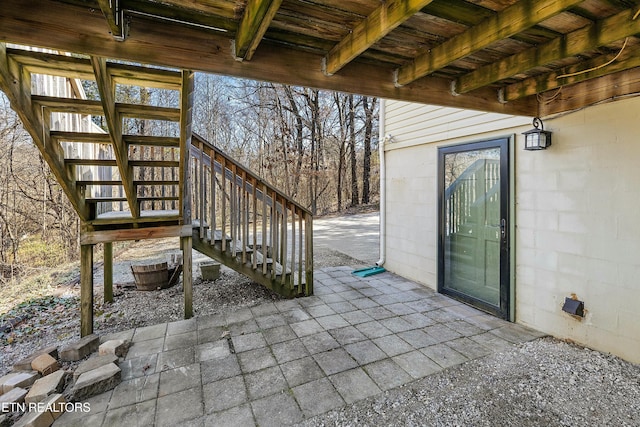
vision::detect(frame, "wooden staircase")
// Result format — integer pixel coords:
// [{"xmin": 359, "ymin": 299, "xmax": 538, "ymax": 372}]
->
[
  {"xmin": 190, "ymin": 134, "xmax": 313, "ymax": 297},
  {"xmin": 0, "ymin": 45, "xmax": 313, "ymax": 334}
]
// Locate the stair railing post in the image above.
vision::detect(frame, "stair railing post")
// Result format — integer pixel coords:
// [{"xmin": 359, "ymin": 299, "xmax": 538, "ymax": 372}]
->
[{"xmin": 305, "ymin": 214, "xmax": 313, "ymax": 296}]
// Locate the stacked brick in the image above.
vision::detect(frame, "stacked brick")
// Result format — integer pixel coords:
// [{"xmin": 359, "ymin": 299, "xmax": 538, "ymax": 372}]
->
[{"xmin": 0, "ymin": 335, "xmax": 129, "ymax": 427}]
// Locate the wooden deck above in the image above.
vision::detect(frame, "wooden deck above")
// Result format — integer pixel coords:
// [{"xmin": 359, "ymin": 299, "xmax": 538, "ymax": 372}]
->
[{"xmin": 3, "ymin": 0, "xmax": 640, "ymax": 116}]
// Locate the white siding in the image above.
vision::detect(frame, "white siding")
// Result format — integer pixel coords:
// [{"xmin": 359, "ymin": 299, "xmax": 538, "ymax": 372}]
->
[{"xmin": 383, "ymin": 97, "xmax": 640, "ymax": 363}]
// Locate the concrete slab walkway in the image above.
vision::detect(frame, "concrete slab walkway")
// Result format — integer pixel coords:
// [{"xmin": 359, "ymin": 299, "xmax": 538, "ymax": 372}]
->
[{"xmin": 54, "ymin": 267, "xmax": 544, "ymax": 427}]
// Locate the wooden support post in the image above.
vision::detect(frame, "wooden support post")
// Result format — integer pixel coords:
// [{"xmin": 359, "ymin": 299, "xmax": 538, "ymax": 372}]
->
[
  {"xmin": 104, "ymin": 242, "xmax": 113, "ymax": 303},
  {"xmin": 182, "ymin": 235, "xmax": 193, "ymax": 319},
  {"xmin": 80, "ymin": 244, "xmax": 94, "ymax": 337}
]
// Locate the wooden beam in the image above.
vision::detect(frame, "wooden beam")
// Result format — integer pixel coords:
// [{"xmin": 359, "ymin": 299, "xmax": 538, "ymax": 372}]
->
[
  {"xmin": 125, "ymin": 135, "xmax": 180, "ymax": 147},
  {"xmin": 394, "ymin": 0, "xmax": 584, "ymax": 86},
  {"xmin": 80, "ymin": 244, "xmax": 94, "ymax": 336},
  {"xmin": 32, "ymin": 96, "xmax": 104, "ymax": 115},
  {"xmin": 80, "ymin": 224, "xmax": 192, "ymax": 245},
  {"xmin": 180, "ymin": 71, "xmax": 195, "ymax": 225},
  {"xmin": 0, "ymin": 44, "xmax": 88, "ymax": 220},
  {"xmin": 324, "ymin": 0, "xmax": 435, "ymax": 76},
  {"xmin": 235, "ymin": 0, "xmax": 283, "ymax": 61},
  {"xmin": 504, "ymin": 44, "xmax": 640, "ymax": 102},
  {"xmin": 117, "ymin": 104, "xmax": 180, "ymax": 121},
  {"xmin": 91, "ymin": 56, "xmax": 139, "ymax": 217},
  {"xmin": 96, "ymin": 0, "xmax": 127, "ymax": 41},
  {"xmin": 0, "ymin": 0, "xmax": 537, "ymax": 115},
  {"xmin": 104, "ymin": 242, "xmax": 113, "ymax": 303},
  {"xmin": 182, "ymin": 235, "xmax": 193, "ymax": 319},
  {"xmin": 51, "ymin": 131, "xmax": 111, "ymax": 143},
  {"xmin": 456, "ymin": 8, "xmax": 640, "ymax": 94},
  {"xmin": 8, "ymin": 48, "xmax": 182, "ymax": 89},
  {"xmin": 538, "ymin": 66, "xmax": 640, "ymax": 116}
]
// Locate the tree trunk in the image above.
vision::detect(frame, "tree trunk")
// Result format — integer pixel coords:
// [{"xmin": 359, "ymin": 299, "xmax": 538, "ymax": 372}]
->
[
  {"xmin": 349, "ymin": 95, "xmax": 358, "ymax": 207},
  {"xmin": 361, "ymin": 96, "xmax": 377, "ymax": 204}
]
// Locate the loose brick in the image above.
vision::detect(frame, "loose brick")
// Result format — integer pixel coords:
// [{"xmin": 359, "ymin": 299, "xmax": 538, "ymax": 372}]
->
[
  {"xmin": 0, "ymin": 387, "xmax": 28, "ymax": 410},
  {"xmin": 73, "ymin": 354, "xmax": 118, "ymax": 381},
  {"xmin": 59, "ymin": 335, "xmax": 99, "ymax": 361},
  {"xmin": 98, "ymin": 339, "xmax": 129, "ymax": 358},
  {"xmin": 13, "ymin": 347, "xmax": 58, "ymax": 372},
  {"xmin": 30, "ymin": 355, "xmax": 59, "ymax": 376},
  {"xmin": 1, "ymin": 372, "xmax": 39, "ymax": 393},
  {"xmin": 72, "ymin": 363, "xmax": 121, "ymax": 401},
  {"xmin": 42, "ymin": 394, "xmax": 65, "ymax": 420},
  {"xmin": 25, "ymin": 371, "xmax": 66, "ymax": 404},
  {"xmin": 12, "ymin": 409, "xmax": 54, "ymax": 427}
]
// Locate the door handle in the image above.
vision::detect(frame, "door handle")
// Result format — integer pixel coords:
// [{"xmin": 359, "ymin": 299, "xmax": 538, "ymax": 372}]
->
[{"xmin": 500, "ymin": 219, "xmax": 507, "ymax": 242}]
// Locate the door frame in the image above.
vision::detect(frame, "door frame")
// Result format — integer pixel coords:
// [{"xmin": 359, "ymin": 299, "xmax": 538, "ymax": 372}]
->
[{"xmin": 437, "ymin": 137, "xmax": 511, "ymax": 319}]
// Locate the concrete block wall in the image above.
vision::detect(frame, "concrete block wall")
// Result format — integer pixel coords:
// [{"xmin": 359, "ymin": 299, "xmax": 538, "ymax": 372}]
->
[{"xmin": 383, "ymin": 96, "xmax": 640, "ymax": 363}]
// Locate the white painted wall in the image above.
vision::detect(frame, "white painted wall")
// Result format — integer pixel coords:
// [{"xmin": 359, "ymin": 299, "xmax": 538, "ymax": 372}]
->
[{"xmin": 383, "ymin": 97, "xmax": 640, "ymax": 363}]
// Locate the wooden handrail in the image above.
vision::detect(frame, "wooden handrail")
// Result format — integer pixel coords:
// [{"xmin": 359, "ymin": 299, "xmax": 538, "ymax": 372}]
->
[{"xmin": 189, "ymin": 133, "xmax": 313, "ymax": 296}]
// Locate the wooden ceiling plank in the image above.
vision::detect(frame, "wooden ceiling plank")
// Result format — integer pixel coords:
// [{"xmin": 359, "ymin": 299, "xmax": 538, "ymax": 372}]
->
[
  {"xmin": 538, "ymin": 66, "xmax": 640, "ymax": 116},
  {"xmin": 504, "ymin": 43, "xmax": 640, "ymax": 102},
  {"xmin": 0, "ymin": 43, "xmax": 88, "ymax": 220},
  {"xmin": 457, "ymin": 8, "xmax": 640, "ymax": 93},
  {"xmin": 0, "ymin": 0, "xmax": 536, "ymax": 115},
  {"xmin": 96, "ymin": 0, "xmax": 127, "ymax": 41},
  {"xmin": 235, "ymin": 0, "xmax": 284, "ymax": 60},
  {"xmin": 323, "ymin": 0, "xmax": 435, "ymax": 76},
  {"xmin": 90, "ymin": 56, "xmax": 139, "ymax": 217},
  {"xmin": 395, "ymin": 0, "xmax": 585, "ymax": 86}
]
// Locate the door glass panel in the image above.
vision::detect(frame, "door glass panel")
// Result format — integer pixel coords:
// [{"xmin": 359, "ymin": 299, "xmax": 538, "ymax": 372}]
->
[{"xmin": 443, "ymin": 147, "xmax": 501, "ymax": 306}]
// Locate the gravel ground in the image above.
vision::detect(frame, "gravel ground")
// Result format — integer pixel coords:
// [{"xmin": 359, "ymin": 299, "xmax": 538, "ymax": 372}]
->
[{"xmin": 298, "ymin": 337, "xmax": 640, "ymax": 427}]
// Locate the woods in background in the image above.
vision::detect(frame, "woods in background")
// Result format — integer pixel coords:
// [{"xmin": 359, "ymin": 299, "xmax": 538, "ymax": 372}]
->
[{"xmin": 0, "ymin": 73, "xmax": 379, "ymax": 275}]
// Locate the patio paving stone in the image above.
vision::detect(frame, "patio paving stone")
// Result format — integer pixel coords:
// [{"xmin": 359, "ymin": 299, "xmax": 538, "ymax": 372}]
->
[
  {"xmin": 356, "ymin": 321, "xmax": 393, "ymax": 339},
  {"xmin": 126, "ymin": 337, "xmax": 164, "ymax": 359},
  {"xmin": 291, "ymin": 319, "xmax": 325, "ymax": 337},
  {"xmin": 329, "ymin": 368, "xmax": 381, "ymax": 404},
  {"xmin": 300, "ymin": 332, "xmax": 340, "ymax": 354},
  {"xmin": 271, "ymin": 339, "xmax": 308, "ymax": 364},
  {"xmin": 104, "ymin": 399, "xmax": 156, "ymax": 426},
  {"xmin": 155, "ymin": 386, "xmax": 203, "ymax": 427},
  {"xmin": 132, "ymin": 323, "xmax": 167, "ymax": 343},
  {"xmin": 108, "ymin": 373, "xmax": 159, "ymax": 409},
  {"xmin": 293, "ymin": 378, "xmax": 345, "ymax": 417},
  {"xmin": 281, "ymin": 356, "xmax": 325, "ymax": 388},
  {"xmin": 330, "ymin": 326, "xmax": 367, "ymax": 345},
  {"xmin": 251, "ymin": 392, "xmax": 303, "ymax": 427},
  {"xmin": 445, "ymin": 338, "xmax": 492, "ymax": 360},
  {"xmin": 344, "ymin": 340, "xmax": 387, "ymax": 365},
  {"xmin": 314, "ymin": 348, "xmax": 358, "ymax": 376},
  {"xmin": 120, "ymin": 354, "xmax": 158, "ymax": 380},
  {"xmin": 421, "ymin": 343, "xmax": 469, "ymax": 368},
  {"xmin": 245, "ymin": 366, "xmax": 288, "ymax": 400},
  {"xmin": 231, "ymin": 332, "xmax": 267, "ymax": 353},
  {"xmin": 197, "ymin": 326, "xmax": 225, "ymax": 344},
  {"xmin": 315, "ymin": 314, "xmax": 350, "ymax": 330},
  {"xmin": 155, "ymin": 347, "xmax": 195, "ymax": 372},
  {"xmin": 203, "ymin": 375, "xmax": 247, "ymax": 413},
  {"xmin": 204, "ymin": 404, "xmax": 255, "ymax": 427},
  {"xmin": 373, "ymin": 335, "xmax": 414, "ymax": 357},
  {"xmin": 197, "ymin": 340, "xmax": 230, "ymax": 362},
  {"xmin": 398, "ymin": 329, "xmax": 438, "ymax": 348},
  {"xmin": 166, "ymin": 318, "xmax": 197, "ymax": 336},
  {"xmin": 305, "ymin": 304, "xmax": 336, "ymax": 318},
  {"xmin": 163, "ymin": 331, "xmax": 197, "ymax": 351},
  {"xmin": 237, "ymin": 347, "xmax": 277, "ymax": 373},
  {"xmin": 262, "ymin": 325, "xmax": 297, "ymax": 345},
  {"xmin": 364, "ymin": 359, "xmax": 413, "ymax": 391},
  {"xmin": 393, "ymin": 351, "xmax": 443, "ymax": 379},
  {"xmin": 158, "ymin": 363, "xmax": 201, "ymax": 396},
  {"xmin": 255, "ymin": 314, "xmax": 287, "ymax": 330},
  {"xmin": 201, "ymin": 355, "xmax": 241, "ymax": 384}
]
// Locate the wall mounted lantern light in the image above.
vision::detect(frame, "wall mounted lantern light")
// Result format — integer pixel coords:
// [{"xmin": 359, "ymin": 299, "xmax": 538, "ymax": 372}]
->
[{"xmin": 522, "ymin": 117, "xmax": 552, "ymax": 150}]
